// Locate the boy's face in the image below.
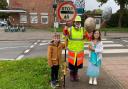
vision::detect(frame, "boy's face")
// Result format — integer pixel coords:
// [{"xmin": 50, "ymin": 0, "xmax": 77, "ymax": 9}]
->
[{"xmin": 53, "ymin": 34, "xmax": 60, "ymax": 44}]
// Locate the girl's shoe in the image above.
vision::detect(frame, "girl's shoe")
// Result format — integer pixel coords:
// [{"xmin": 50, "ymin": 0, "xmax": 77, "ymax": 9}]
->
[
  {"xmin": 93, "ymin": 78, "xmax": 97, "ymax": 85},
  {"xmin": 89, "ymin": 77, "xmax": 93, "ymax": 84}
]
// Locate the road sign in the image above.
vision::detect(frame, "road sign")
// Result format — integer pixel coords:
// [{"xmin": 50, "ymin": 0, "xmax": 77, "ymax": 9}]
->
[{"xmin": 57, "ymin": 2, "xmax": 77, "ymax": 22}]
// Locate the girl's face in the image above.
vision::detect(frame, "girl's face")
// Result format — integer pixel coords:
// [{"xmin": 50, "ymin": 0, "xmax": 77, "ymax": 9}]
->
[{"xmin": 94, "ymin": 31, "xmax": 100, "ymax": 39}]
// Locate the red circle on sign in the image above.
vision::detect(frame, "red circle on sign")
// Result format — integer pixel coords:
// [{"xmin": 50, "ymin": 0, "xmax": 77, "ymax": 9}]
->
[{"xmin": 57, "ymin": 2, "xmax": 77, "ymax": 22}]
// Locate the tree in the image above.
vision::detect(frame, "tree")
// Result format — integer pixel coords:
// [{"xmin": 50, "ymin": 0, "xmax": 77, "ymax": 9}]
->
[
  {"xmin": 97, "ymin": 0, "xmax": 107, "ymax": 7},
  {"xmin": 97, "ymin": 0, "xmax": 128, "ymax": 27},
  {"xmin": 0, "ymin": 0, "xmax": 8, "ymax": 18}
]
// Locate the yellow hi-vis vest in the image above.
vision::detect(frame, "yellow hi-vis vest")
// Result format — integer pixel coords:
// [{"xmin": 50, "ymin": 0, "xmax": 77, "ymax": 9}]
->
[
  {"xmin": 67, "ymin": 26, "xmax": 85, "ymax": 66},
  {"xmin": 68, "ymin": 26, "xmax": 84, "ymax": 52}
]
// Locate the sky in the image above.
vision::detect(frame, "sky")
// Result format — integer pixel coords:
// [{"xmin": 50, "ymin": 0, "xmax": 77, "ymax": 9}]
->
[{"xmin": 7, "ymin": 0, "xmax": 119, "ymax": 13}]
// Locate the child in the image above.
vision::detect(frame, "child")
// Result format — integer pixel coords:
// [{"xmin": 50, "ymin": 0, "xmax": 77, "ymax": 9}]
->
[
  {"xmin": 86, "ymin": 30, "xmax": 103, "ymax": 85},
  {"xmin": 47, "ymin": 33, "xmax": 65, "ymax": 88}
]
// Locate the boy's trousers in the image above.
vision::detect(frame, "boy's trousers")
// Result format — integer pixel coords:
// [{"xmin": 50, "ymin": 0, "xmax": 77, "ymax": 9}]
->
[{"xmin": 51, "ymin": 65, "xmax": 59, "ymax": 82}]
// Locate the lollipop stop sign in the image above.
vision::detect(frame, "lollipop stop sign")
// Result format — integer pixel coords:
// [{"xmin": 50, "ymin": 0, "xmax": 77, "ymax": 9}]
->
[{"xmin": 57, "ymin": 2, "xmax": 77, "ymax": 22}]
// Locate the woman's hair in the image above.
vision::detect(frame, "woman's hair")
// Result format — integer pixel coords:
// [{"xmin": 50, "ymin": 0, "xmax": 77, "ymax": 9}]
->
[{"xmin": 92, "ymin": 30, "xmax": 101, "ymax": 41}]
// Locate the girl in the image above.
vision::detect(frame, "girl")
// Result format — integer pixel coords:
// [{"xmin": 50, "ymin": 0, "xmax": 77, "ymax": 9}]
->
[{"xmin": 86, "ymin": 30, "xmax": 103, "ymax": 85}]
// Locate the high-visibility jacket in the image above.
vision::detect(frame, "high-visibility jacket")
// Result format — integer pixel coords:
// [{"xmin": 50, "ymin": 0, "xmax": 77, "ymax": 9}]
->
[{"xmin": 67, "ymin": 26, "xmax": 85, "ymax": 66}]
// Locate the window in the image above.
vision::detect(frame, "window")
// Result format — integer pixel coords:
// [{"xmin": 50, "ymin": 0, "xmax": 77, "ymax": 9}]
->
[
  {"xmin": 40, "ymin": 13, "xmax": 48, "ymax": 24},
  {"xmin": 96, "ymin": 18, "xmax": 100, "ymax": 24},
  {"xmin": 20, "ymin": 14, "xmax": 27, "ymax": 23},
  {"xmin": 30, "ymin": 13, "xmax": 38, "ymax": 24}
]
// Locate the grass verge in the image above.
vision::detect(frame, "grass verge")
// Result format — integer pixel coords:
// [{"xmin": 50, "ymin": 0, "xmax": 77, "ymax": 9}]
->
[{"xmin": 0, "ymin": 57, "xmax": 52, "ymax": 89}]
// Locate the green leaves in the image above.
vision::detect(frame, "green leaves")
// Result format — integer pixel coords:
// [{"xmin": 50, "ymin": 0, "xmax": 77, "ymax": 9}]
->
[{"xmin": 97, "ymin": 0, "xmax": 108, "ymax": 3}]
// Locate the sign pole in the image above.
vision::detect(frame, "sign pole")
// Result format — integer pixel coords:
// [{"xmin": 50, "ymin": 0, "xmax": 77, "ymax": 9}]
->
[
  {"xmin": 53, "ymin": 0, "xmax": 57, "ymax": 33},
  {"xmin": 57, "ymin": 1, "xmax": 77, "ymax": 88}
]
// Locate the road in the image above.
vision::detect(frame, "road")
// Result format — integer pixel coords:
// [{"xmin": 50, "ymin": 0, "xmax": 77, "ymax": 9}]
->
[{"xmin": 0, "ymin": 38, "xmax": 128, "ymax": 60}]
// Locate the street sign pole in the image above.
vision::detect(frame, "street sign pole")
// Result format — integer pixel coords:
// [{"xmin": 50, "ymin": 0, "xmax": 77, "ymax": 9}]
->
[
  {"xmin": 57, "ymin": 1, "xmax": 77, "ymax": 88},
  {"xmin": 53, "ymin": 0, "xmax": 57, "ymax": 33}
]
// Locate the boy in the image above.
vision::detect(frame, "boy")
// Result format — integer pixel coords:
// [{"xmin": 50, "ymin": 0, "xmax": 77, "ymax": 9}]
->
[{"xmin": 47, "ymin": 33, "xmax": 65, "ymax": 88}]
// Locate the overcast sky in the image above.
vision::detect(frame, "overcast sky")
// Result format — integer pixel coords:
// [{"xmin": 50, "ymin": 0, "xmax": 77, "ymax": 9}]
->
[
  {"xmin": 85, "ymin": 0, "xmax": 120, "ymax": 13},
  {"xmin": 7, "ymin": 0, "xmax": 119, "ymax": 13},
  {"xmin": 84, "ymin": 0, "xmax": 120, "ymax": 13}
]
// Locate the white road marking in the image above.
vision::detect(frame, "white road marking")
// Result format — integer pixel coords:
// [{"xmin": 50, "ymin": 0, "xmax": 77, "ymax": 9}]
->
[
  {"xmin": 62, "ymin": 49, "xmax": 128, "ymax": 54},
  {"xmin": 16, "ymin": 55, "xmax": 24, "ymax": 60},
  {"xmin": 84, "ymin": 44, "xmax": 123, "ymax": 48},
  {"xmin": 85, "ymin": 41, "xmax": 114, "ymax": 44},
  {"xmin": 0, "ymin": 46, "xmax": 28, "ymax": 50},
  {"xmin": 102, "ymin": 41, "xmax": 114, "ymax": 43},
  {"xmin": 40, "ymin": 43, "xmax": 49, "ymax": 46},
  {"xmin": 30, "ymin": 45, "xmax": 34, "ymax": 48},
  {"xmin": 24, "ymin": 49, "xmax": 30, "ymax": 53},
  {"xmin": 103, "ymin": 44, "xmax": 123, "ymax": 47},
  {"xmin": 42, "ymin": 41, "xmax": 47, "ymax": 43},
  {"xmin": 34, "ymin": 42, "xmax": 38, "ymax": 45},
  {"xmin": 0, "ymin": 58, "xmax": 14, "ymax": 61},
  {"xmin": 102, "ymin": 38, "xmax": 107, "ymax": 40},
  {"xmin": 103, "ymin": 49, "xmax": 128, "ymax": 53},
  {"xmin": 123, "ymin": 40, "xmax": 128, "ymax": 42}
]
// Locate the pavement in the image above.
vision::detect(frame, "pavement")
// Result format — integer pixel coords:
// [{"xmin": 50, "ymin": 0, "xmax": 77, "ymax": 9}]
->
[
  {"xmin": 0, "ymin": 27, "xmax": 53, "ymax": 41},
  {"xmin": 0, "ymin": 27, "xmax": 128, "ymax": 89},
  {"xmin": 0, "ymin": 27, "xmax": 128, "ymax": 41},
  {"xmin": 59, "ymin": 57, "xmax": 127, "ymax": 89}
]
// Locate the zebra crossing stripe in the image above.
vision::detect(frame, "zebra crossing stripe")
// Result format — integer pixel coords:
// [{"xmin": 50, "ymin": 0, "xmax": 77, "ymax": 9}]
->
[
  {"xmin": 85, "ymin": 41, "xmax": 114, "ymax": 44},
  {"xmin": 102, "ymin": 41, "xmax": 114, "ymax": 43},
  {"xmin": 16, "ymin": 55, "xmax": 24, "ymax": 60},
  {"xmin": 84, "ymin": 44, "xmax": 124, "ymax": 48},
  {"xmin": 40, "ymin": 43, "xmax": 49, "ymax": 46},
  {"xmin": 102, "ymin": 38, "xmax": 107, "ymax": 40},
  {"xmin": 62, "ymin": 49, "xmax": 128, "ymax": 54},
  {"xmin": 103, "ymin": 49, "xmax": 128, "ymax": 53},
  {"xmin": 123, "ymin": 40, "xmax": 128, "ymax": 42}
]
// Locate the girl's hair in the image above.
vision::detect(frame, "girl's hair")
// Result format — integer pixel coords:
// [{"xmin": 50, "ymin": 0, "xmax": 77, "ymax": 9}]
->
[{"xmin": 92, "ymin": 30, "xmax": 101, "ymax": 41}]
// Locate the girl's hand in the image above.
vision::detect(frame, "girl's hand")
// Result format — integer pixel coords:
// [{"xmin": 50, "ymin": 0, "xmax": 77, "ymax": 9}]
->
[{"xmin": 88, "ymin": 45, "xmax": 95, "ymax": 51}]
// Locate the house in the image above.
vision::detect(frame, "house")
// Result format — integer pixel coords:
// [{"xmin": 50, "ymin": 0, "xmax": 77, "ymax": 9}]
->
[{"xmin": 8, "ymin": 0, "xmax": 54, "ymax": 29}]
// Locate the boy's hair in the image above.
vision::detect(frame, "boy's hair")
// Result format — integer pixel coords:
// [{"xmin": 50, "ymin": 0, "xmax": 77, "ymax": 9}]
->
[
  {"xmin": 92, "ymin": 30, "xmax": 101, "ymax": 41},
  {"xmin": 50, "ymin": 33, "xmax": 61, "ymax": 43},
  {"xmin": 53, "ymin": 33, "xmax": 60, "ymax": 40}
]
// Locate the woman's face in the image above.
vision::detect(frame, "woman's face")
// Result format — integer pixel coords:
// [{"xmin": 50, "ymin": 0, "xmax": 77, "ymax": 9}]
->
[
  {"xmin": 74, "ymin": 21, "xmax": 81, "ymax": 28},
  {"xmin": 94, "ymin": 31, "xmax": 100, "ymax": 39}
]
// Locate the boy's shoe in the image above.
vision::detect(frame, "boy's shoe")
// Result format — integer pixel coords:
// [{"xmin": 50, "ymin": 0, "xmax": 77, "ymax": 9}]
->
[
  {"xmin": 55, "ymin": 82, "xmax": 60, "ymax": 87},
  {"xmin": 55, "ymin": 80, "xmax": 60, "ymax": 87},
  {"xmin": 93, "ymin": 78, "xmax": 97, "ymax": 85},
  {"xmin": 51, "ymin": 82, "xmax": 56, "ymax": 88},
  {"xmin": 89, "ymin": 77, "xmax": 93, "ymax": 85}
]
